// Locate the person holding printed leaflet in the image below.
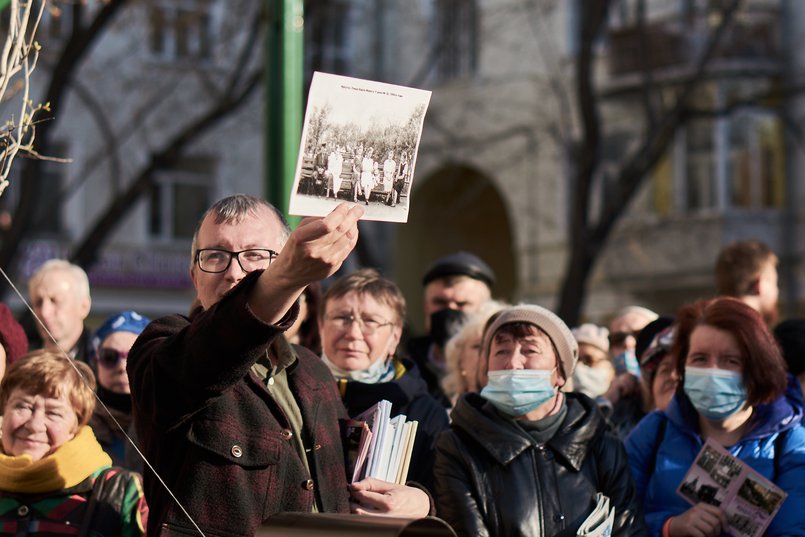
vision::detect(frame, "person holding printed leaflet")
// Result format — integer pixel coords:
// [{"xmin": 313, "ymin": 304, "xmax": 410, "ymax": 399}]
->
[
  {"xmin": 127, "ymin": 195, "xmax": 430, "ymax": 537},
  {"xmin": 433, "ymin": 305, "xmax": 646, "ymax": 537},
  {"xmin": 625, "ymin": 297, "xmax": 805, "ymax": 537}
]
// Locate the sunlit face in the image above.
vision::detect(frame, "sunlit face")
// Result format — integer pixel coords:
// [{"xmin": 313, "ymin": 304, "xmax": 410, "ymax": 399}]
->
[
  {"xmin": 29, "ymin": 269, "xmax": 90, "ymax": 351},
  {"xmin": 609, "ymin": 311, "xmax": 653, "ymax": 358},
  {"xmin": 319, "ymin": 291, "xmax": 402, "ymax": 372},
  {"xmin": 651, "ymin": 353, "xmax": 679, "ymax": 411},
  {"xmin": 685, "ymin": 325, "xmax": 744, "ymax": 373},
  {"xmin": 1, "ymin": 387, "xmax": 78, "ymax": 461},
  {"xmin": 191, "ymin": 207, "xmax": 285, "ymax": 310},
  {"xmin": 423, "ymin": 277, "xmax": 491, "ymax": 331},
  {"xmin": 458, "ymin": 327, "xmax": 484, "ymax": 393},
  {"xmin": 97, "ymin": 331, "xmax": 138, "ymax": 394},
  {"xmin": 487, "ymin": 328, "xmax": 564, "ymax": 388}
]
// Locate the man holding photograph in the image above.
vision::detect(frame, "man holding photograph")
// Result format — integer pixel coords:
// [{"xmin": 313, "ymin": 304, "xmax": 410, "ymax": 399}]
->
[{"xmin": 128, "ymin": 195, "xmax": 430, "ymax": 536}]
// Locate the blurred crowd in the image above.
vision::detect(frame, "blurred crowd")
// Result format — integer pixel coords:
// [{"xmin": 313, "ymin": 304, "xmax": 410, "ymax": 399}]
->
[{"xmin": 0, "ymin": 195, "xmax": 802, "ymax": 537}]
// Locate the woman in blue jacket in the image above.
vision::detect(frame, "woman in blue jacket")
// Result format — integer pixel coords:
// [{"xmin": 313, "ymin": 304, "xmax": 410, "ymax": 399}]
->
[{"xmin": 625, "ymin": 297, "xmax": 805, "ymax": 537}]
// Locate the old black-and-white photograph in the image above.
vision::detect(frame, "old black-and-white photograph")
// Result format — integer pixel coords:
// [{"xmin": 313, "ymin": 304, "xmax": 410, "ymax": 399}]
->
[{"xmin": 289, "ymin": 72, "xmax": 431, "ymax": 223}]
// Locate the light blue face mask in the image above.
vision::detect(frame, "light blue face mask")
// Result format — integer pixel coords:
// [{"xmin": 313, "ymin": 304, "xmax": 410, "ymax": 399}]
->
[
  {"xmin": 480, "ymin": 369, "xmax": 557, "ymax": 416},
  {"xmin": 684, "ymin": 366, "xmax": 747, "ymax": 421},
  {"xmin": 321, "ymin": 352, "xmax": 396, "ymax": 384},
  {"xmin": 613, "ymin": 350, "xmax": 641, "ymax": 379}
]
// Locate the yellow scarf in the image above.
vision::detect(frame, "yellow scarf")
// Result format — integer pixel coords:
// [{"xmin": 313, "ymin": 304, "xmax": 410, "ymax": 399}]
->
[{"xmin": 0, "ymin": 425, "xmax": 112, "ymax": 493}]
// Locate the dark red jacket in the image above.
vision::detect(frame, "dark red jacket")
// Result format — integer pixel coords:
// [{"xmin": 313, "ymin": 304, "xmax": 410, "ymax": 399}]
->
[{"xmin": 127, "ymin": 272, "xmax": 350, "ymax": 536}]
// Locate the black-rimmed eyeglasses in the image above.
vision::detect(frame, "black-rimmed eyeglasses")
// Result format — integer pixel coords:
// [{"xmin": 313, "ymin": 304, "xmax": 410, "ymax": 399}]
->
[{"xmin": 195, "ymin": 248, "xmax": 278, "ymax": 274}]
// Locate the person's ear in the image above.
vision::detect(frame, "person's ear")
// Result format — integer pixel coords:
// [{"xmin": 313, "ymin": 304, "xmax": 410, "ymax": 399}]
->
[
  {"xmin": 747, "ymin": 277, "xmax": 761, "ymax": 297},
  {"xmin": 79, "ymin": 295, "xmax": 91, "ymax": 320},
  {"xmin": 388, "ymin": 325, "xmax": 403, "ymax": 355}
]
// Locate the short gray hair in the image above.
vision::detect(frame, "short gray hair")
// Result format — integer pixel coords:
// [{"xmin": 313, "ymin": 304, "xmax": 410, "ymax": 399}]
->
[
  {"xmin": 28, "ymin": 259, "xmax": 91, "ymax": 299},
  {"xmin": 189, "ymin": 194, "xmax": 291, "ymax": 269}
]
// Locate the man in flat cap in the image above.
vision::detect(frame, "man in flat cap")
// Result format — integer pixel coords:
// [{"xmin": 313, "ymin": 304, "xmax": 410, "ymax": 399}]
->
[{"xmin": 406, "ymin": 251, "xmax": 495, "ymax": 407}]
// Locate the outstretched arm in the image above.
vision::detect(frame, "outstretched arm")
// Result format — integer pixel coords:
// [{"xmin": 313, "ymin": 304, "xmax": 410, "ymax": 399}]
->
[{"xmin": 249, "ymin": 203, "xmax": 363, "ymax": 325}]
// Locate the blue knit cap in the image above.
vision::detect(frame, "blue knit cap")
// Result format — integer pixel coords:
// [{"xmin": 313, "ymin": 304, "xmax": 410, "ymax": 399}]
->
[{"xmin": 92, "ymin": 310, "xmax": 151, "ymax": 351}]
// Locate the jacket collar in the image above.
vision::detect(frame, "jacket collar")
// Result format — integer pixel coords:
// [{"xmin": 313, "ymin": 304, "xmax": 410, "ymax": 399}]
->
[
  {"xmin": 338, "ymin": 358, "xmax": 428, "ymax": 413},
  {"xmin": 451, "ymin": 392, "xmax": 604, "ymax": 471}
]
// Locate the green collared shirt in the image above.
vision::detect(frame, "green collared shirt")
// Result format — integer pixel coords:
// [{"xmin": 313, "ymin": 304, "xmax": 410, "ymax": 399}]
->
[{"xmin": 251, "ymin": 338, "xmax": 319, "ymax": 512}]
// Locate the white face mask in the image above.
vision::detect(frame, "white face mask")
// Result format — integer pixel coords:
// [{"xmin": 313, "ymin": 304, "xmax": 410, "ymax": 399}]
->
[{"xmin": 572, "ymin": 363, "xmax": 612, "ymax": 398}]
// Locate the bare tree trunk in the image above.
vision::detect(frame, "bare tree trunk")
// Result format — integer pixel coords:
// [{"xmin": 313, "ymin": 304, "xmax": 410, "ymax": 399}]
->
[{"xmin": 556, "ymin": 0, "xmax": 743, "ymax": 324}]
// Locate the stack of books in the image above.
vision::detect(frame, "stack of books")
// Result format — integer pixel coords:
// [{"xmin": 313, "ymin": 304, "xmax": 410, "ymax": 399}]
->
[{"xmin": 344, "ymin": 400, "xmax": 419, "ymax": 485}]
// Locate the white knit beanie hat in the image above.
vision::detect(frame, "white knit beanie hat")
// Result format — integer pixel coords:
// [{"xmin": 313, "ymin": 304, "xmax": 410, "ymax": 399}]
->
[
  {"xmin": 483, "ymin": 304, "xmax": 579, "ymax": 378},
  {"xmin": 571, "ymin": 323, "xmax": 610, "ymax": 354}
]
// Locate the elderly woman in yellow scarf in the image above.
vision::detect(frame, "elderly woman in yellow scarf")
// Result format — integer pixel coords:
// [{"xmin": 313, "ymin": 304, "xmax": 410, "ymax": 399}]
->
[{"xmin": 0, "ymin": 350, "xmax": 147, "ymax": 536}]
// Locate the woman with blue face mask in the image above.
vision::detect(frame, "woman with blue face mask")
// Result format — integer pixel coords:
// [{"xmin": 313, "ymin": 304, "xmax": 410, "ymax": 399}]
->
[
  {"xmin": 433, "ymin": 305, "xmax": 647, "ymax": 537},
  {"xmin": 625, "ymin": 297, "xmax": 805, "ymax": 537}
]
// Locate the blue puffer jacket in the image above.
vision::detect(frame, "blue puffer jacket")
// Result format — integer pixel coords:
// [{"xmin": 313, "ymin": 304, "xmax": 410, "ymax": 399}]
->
[{"xmin": 625, "ymin": 390, "xmax": 805, "ymax": 536}]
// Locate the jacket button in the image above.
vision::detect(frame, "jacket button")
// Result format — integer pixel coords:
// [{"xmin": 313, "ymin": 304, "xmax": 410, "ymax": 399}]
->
[
  {"xmin": 231, "ymin": 445, "xmax": 243, "ymax": 458},
  {"xmin": 304, "ymin": 479, "xmax": 315, "ymax": 491},
  {"xmin": 17, "ymin": 505, "xmax": 29, "ymax": 516},
  {"xmin": 313, "ymin": 443, "xmax": 322, "ymax": 451},
  {"xmin": 280, "ymin": 429, "xmax": 293, "ymax": 440},
  {"xmin": 554, "ymin": 513, "xmax": 565, "ymax": 522}
]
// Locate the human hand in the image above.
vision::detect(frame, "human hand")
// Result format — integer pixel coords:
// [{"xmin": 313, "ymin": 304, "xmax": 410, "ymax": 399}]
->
[
  {"xmin": 668, "ymin": 503, "xmax": 727, "ymax": 537},
  {"xmin": 268, "ymin": 203, "xmax": 363, "ymax": 289},
  {"xmin": 349, "ymin": 477, "xmax": 430, "ymax": 518}
]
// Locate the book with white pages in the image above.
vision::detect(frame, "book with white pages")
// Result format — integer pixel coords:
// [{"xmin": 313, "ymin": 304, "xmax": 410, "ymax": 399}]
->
[
  {"xmin": 576, "ymin": 493, "xmax": 614, "ymax": 537},
  {"xmin": 365, "ymin": 400, "xmax": 392, "ymax": 479},
  {"xmin": 396, "ymin": 420, "xmax": 418, "ymax": 484},
  {"xmin": 383, "ymin": 414, "xmax": 408, "ymax": 483}
]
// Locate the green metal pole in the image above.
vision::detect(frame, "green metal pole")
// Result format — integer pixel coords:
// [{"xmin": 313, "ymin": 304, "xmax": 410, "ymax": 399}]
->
[{"xmin": 265, "ymin": 0, "xmax": 303, "ymax": 227}]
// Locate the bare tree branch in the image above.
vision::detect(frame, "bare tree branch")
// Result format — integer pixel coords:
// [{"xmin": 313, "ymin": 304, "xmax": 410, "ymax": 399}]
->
[{"xmin": 69, "ymin": 68, "xmax": 263, "ymax": 268}]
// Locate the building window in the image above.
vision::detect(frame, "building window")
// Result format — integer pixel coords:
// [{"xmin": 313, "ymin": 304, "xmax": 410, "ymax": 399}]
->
[
  {"xmin": 148, "ymin": 1, "xmax": 218, "ymax": 63},
  {"xmin": 727, "ymin": 112, "xmax": 784, "ymax": 209},
  {"xmin": 432, "ymin": 0, "xmax": 478, "ymax": 82},
  {"xmin": 149, "ymin": 159, "xmax": 213, "ymax": 242},
  {"xmin": 684, "ymin": 118, "xmax": 717, "ymax": 211},
  {"xmin": 650, "ymin": 104, "xmax": 784, "ymax": 215}
]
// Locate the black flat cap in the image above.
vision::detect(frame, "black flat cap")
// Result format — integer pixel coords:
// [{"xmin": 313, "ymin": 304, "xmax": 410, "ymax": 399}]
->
[
  {"xmin": 636, "ymin": 316, "xmax": 674, "ymax": 364},
  {"xmin": 422, "ymin": 251, "xmax": 496, "ymax": 288}
]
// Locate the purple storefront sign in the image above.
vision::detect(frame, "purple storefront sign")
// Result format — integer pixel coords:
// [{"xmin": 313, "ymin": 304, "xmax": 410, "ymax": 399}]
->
[{"xmin": 19, "ymin": 240, "xmax": 192, "ymax": 289}]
